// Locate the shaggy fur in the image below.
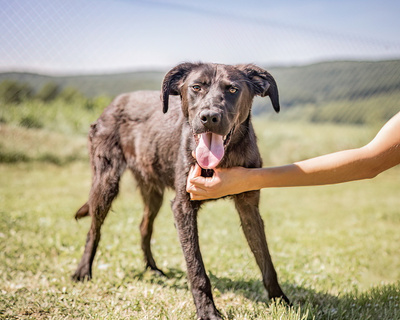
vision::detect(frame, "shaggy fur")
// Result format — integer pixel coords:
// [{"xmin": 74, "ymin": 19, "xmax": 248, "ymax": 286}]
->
[{"xmin": 73, "ymin": 63, "xmax": 289, "ymax": 319}]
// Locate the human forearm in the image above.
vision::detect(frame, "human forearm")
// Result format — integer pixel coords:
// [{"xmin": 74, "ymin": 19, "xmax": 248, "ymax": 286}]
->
[
  {"xmin": 250, "ymin": 140, "xmax": 400, "ymax": 189},
  {"xmin": 188, "ymin": 145, "xmax": 396, "ymax": 199},
  {"xmin": 250, "ymin": 147, "xmax": 376, "ymax": 189}
]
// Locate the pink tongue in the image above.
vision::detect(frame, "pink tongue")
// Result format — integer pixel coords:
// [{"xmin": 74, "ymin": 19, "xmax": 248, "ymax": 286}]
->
[{"xmin": 196, "ymin": 133, "xmax": 224, "ymax": 169}]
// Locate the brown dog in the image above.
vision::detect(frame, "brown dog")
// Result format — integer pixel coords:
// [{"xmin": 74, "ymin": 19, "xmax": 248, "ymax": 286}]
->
[{"xmin": 73, "ymin": 63, "xmax": 289, "ymax": 319}]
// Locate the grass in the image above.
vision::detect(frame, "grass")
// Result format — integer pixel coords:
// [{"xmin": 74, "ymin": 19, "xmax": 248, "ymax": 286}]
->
[
  {"xmin": 0, "ymin": 125, "xmax": 88, "ymax": 165},
  {"xmin": 0, "ymin": 97, "xmax": 110, "ymax": 136},
  {"xmin": 1, "ymin": 120, "xmax": 399, "ymax": 319}
]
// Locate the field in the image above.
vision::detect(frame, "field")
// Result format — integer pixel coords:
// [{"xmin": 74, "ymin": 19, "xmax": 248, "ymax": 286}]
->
[{"xmin": 1, "ymin": 117, "xmax": 399, "ymax": 319}]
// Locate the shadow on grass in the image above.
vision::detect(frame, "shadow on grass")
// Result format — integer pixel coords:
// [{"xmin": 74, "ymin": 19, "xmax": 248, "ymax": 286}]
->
[
  {"xmin": 133, "ymin": 267, "xmax": 399, "ymax": 320},
  {"xmin": 131, "ymin": 267, "xmax": 190, "ymax": 291},
  {"xmin": 283, "ymin": 281, "xmax": 400, "ymax": 320}
]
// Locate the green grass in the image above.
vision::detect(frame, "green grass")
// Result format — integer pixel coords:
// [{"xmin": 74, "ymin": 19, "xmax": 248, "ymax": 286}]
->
[
  {"xmin": 0, "ymin": 97, "xmax": 110, "ymax": 136},
  {"xmin": 0, "ymin": 125, "xmax": 88, "ymax": 165},
  {"xmin": 1, "ymin": 121, "xmax": 399, "ymax": 319}
]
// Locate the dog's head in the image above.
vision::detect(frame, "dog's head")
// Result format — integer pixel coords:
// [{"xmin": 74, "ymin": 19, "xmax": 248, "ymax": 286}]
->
[{"xmin": 162, "ymin": 63, "xmax": 279, "ymax": 169}]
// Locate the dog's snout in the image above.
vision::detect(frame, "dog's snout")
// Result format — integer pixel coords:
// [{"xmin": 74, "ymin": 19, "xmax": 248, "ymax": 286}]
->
[{"xmin": 199, "ymin": 110, "xmax": 221, "ymax": 125}]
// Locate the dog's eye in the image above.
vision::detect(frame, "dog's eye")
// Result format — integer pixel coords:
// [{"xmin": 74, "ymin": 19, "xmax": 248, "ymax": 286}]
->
[
  {"xmin": 192, "ymin": 85, "xmax": 201, "ymax": 92},
  {"xmin": 229, "ymin": 87, "xmax": 238, "ymax": 94}
]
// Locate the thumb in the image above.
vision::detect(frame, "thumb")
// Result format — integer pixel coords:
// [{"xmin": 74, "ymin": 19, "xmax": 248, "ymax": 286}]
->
[
  {"xmin": 189, "ymin": 162, "xmax": 202, "ymax": 180},
  {"xmin": 187, "ymin": 163, "xmax": 202, "ymax": 191}
]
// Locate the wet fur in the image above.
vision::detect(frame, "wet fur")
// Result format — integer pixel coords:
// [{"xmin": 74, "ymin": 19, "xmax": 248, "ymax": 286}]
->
[{"xmin": 73, "ymin": 63, "xmax": 289, "ymax": 319}]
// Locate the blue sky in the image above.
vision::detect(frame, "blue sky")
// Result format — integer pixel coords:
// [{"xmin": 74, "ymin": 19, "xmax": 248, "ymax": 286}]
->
[{"xmin": 1, "ymin": 0, "xmax": 400, "ymax": 74}]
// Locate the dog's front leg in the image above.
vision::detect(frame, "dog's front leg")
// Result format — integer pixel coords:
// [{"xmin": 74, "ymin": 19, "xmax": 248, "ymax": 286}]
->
[
  {"xmin": 172, "ymin": 196, "xmax": 222, "ymax": 320},
  {"xmin": 234, "ymin": 191, "xmax": 290, "ymax": 304}
]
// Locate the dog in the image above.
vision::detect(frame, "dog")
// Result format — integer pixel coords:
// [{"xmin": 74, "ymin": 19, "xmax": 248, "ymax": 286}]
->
[{"xmin": 73, "ymin": 62, "xmax": 289, "ymax": 319}]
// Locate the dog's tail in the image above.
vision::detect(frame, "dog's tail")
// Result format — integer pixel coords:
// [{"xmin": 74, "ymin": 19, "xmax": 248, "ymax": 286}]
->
[{"xmin": 75, "ymin": 202, "xmax": 90, "ymax": 220}]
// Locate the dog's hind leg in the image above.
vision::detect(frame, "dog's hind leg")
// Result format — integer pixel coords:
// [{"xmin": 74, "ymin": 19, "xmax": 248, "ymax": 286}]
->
[
  {"xmin": 138, "ymin": 184, "xmax": 165, "ymax": 275},
  {"xmin": 234, "ymin": 191, "xmax": 290, "ymax": 304},
  {"xmin": 72, "ymin": 141, "xmax": 126, "ymax": 282}
]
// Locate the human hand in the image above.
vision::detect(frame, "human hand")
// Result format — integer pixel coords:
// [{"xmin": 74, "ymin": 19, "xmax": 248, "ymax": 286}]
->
[{"xmin": 186, "ymin": 163, "xmax": 248, "ymax": 200}]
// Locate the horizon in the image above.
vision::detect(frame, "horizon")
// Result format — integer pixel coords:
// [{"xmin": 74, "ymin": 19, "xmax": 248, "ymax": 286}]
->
[{"xmin": 1, "ymin": 58, "xmax": 400, "ymax": 78}]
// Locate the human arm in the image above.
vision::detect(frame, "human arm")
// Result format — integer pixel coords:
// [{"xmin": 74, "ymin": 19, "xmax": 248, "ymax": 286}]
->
[{"xmin": 187, "ymin": 112, "xmax": 400, "ymax": 200}]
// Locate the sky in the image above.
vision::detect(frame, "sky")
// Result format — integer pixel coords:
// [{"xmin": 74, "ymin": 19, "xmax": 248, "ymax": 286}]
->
[{"xmin": 1, "ymin": 0, "xmax": 400, "ymax": 74}]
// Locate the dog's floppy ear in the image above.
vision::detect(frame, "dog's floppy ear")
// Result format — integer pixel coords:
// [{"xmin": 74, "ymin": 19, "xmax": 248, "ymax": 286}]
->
[
  {"xmin": 161, "ymin": 63, "xmax": 196, "ymax": 113},
  {"xmin": 236, "ymin": 64, "xmax": 280, "ymax": 113}
]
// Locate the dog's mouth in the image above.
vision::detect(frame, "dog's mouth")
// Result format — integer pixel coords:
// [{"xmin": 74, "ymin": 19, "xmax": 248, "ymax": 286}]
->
[{"xmin": 193, "ymin": 128, "xmax": 233, "ymax": 170}]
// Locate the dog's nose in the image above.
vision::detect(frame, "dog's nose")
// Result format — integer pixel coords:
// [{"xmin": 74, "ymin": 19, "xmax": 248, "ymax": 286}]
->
[{"xmin": 199, "ymin": 110, "xmax": 221, "ymax": 125}]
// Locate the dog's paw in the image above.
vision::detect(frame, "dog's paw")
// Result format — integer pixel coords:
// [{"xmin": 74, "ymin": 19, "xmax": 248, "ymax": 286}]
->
[
  {"xmin": 151, "ymin": 268, "xmax": 167, "ymax": 277},
  {"xmin": 197, "ymin": 307, "xmax": 223, "ymax": 320},
  {"xmin": 145, "ymin": 264, "xmax": 166, "ymax": 277},
  {"xmin": 270, "ymin": 294, "xmax": 292, "ymax": 307},
  {"xmin": 71, "ymin": 265, "xmax": 92, "ymax": 282}
]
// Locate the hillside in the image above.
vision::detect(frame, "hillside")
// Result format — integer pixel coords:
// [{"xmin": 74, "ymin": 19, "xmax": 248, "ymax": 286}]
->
[
  {"xmin": 270, "ymin": 60, "xmax": 400, "ymax": 106},
  {"xmin": 1, "ymin": 60, "xmax": 399, "ymax": 123},
  {"xmin": 1, "ymin": 60, "xmax": 399, "ymax": 100},
  {"xmin": 0, "ymin": 70, "xmax": 165, "ymax": 98},
  {"xmin": 258, "ymin": 60, "xmax": 400, "ymax": 123}
]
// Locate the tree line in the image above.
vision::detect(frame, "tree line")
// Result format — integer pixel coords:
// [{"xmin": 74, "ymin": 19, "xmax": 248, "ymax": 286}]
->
[{"xmin": 0, "ymin": 80, "xmax": 87, "ymax": 104}]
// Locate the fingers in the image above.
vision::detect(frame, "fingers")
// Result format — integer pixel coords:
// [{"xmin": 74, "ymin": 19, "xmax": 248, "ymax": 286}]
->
[
  {"xmin": 186, "ymin": 163, "xmax": 206, "ymax": 199},
  {"xmin": 188, "ymin": 162, "xmax": 202, "ymax": 180},
  {"xmin": 187, "ymin": 163, "xmax": 222, "ymax": 200},
  {"xmin": 187, "ymin": 160, "xmax": 229, "ymax": 200}
]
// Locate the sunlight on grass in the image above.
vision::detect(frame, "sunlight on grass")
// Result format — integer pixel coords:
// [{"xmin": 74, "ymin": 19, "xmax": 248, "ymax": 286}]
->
[{"xmin": 1, "ymin": 121, "xmax": 399, "ymax": 319}]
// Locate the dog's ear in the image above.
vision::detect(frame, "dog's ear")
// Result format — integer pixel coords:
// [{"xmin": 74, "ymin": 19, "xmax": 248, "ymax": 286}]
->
[
  {"xmin": 161, "ymin": 63, "xmax": 196, "ymax": 113},
  {"xmin": 236, "ymin": 64, "xmax": 280, "ymax": 113}
]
